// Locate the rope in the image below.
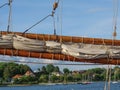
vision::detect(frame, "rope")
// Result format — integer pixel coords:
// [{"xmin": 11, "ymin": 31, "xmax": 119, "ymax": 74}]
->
[
  {"xmin": 28, "ymin": 51, "xmax": 31, "ymax": 57},
  {"xmin": 4, "ymin": 49, "xmax": 6, "ymax": 55},
  {"xmin": 112, "ymin": 0, "xmax": 119, "ymax": 40},
  {"xmin": 22, "ymin": 0, "xmax": 59, "ymax": 35},
  {"xmin": 52, "ymin": 16, "xmax": 56, "ymax": 35},
  {"xmin": 92, "ymin": 38, "xmax": 94, "ymax": 44},
  {"xmin": 104, "ymin": 1, "xmax": 119, "ymax": 89},
  {"xmin": 59, "ymin": 0, "xmax": 63, "ymax": 45},
  {"xmin": 0, "ymin": 3, "xmax": 8, "ymax": 8},
  {"xmin": 22, "ymin": 14, "xmax": 52, "ymax": 35}
]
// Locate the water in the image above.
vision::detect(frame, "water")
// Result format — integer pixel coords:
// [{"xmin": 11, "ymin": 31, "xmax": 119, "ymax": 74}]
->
[{"xmin": 0, "ymin": 82, "xmax": 120, "ymax": 90}]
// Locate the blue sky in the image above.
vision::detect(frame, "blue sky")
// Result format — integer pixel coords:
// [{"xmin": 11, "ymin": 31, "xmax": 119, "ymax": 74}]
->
[
  {"xmin": 0, "ymin": 0, "xmax": 120, "ymax": 39},
  {"xmin": 0, "ymin": 0, "xmax": 120, "ymax": 71}
]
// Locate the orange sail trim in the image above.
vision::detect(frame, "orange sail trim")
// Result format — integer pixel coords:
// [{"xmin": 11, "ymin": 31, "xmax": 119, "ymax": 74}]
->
[
  {"xmin": 0, "ymin": 48, "xmax": 119, "ymax": 65},
  {"xmin": 1, "ymin": 31, "xmax": 120, "ymax": 45}
]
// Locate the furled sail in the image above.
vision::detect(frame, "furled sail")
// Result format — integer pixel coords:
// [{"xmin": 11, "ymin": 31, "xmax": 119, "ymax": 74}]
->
[
  {"xmin": 0, "ymin": 34, "xmax": 13, "ymax": 48},
  {"xmin": 1, "ymin": 34, "xmax": 120, "ymax": 59},
  {"xmin": 46, "ymin": 41, "xmax": 61, "ymax": 53},
  {"xmin": 13, "ymin": 35, "xmax": 46, "ymax": 52}
]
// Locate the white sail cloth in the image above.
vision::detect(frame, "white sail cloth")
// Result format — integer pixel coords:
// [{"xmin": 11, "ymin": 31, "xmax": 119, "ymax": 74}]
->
[
  {"xmin": 0, "ymin": 34, "xmax": 13, "ymax": 48},
  {"xmin": 62, "ymin": 43, "xmax": 120, "ymax": 59},
  {"xmin": 46, "ymin": 41, "xmax": 61, "ymax": 53},
  {"xmin": 13, "ymin": 35, "xmax": 46, "ymax": 52},
  {"xmin": 1, "ymin": 34, "xmax": 120, "ymax": 59}
]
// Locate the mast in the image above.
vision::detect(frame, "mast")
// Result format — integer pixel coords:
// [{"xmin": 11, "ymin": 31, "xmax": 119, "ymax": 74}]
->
[{"xmin": 7, "ymin": 0, "xmax": 12, "ymax": 33}]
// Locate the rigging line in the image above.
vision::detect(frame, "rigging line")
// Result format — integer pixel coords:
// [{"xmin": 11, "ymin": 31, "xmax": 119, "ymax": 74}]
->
[
  {"xmin": 104, "ymin": 0, "xmax": 119, "ymax": 87},
  {"xmin": 59, "ymin": 0, "xmax": 63, "ymax": 44},
  {"xmin": 52, "ymin": 0, "xmax": 60, "ymax": 35},
  {"xmin": 0, "ymin": 3, "xmax": 8, "ymax": 8},
  {"xmin": 22, "ymin": 14, "xmax": 52, "ymax": 35},
  {"xmin": 53, "ymin": 14, "xmax": 56, "ymax": 35},
  {"xmin": 113, "ymin": 0, "xmax": 119, "ymax": 26},
  {"xmin": 112, "ymin": 0, "xmax": 119, "ymax": 40},
  {"xmin": 106, "ymin": 1, "xmax": 120, "ymax": 89},
  {"xmin": 7, "ymin": 0, "xmax": 12, "ymax": 33},
  {"xmin": 22, "ymin": 0, "xmax": 59, "ymax": 35}
]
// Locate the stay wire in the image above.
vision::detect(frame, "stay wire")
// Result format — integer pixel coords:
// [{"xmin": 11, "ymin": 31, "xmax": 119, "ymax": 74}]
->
[
  {"xmin": 112, "ymin": 0, "xmax": 119, "ymax": 39},
  {"xmin": 22, "ymin": 14, "xmax": 52, "ymax": 35},
  {"xmin": 0, "ymin": 3, "xmax": 8, "ymax": 8}
]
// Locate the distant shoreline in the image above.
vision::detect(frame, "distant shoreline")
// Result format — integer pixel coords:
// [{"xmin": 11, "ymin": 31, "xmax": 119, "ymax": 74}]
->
[{"xmin": 0, "ymin": 82, "xmax": 93, "ymax": 87}]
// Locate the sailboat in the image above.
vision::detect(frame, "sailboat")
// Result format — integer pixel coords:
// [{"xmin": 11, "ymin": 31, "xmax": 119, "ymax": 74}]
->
[
  {"xmin": 0, "ymin": 1, "xmax": 119, "ymax": 90},
  {"xmin": 0, "ymin": 0, "xmax": 120, "ymax": 65}
]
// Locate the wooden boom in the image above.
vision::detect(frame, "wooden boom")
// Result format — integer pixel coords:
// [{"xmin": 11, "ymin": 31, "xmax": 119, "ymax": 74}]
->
[
  {"xmin": 0, "ymin": 48, "xmax": 119, "ymax": 65},
  {"xmin": 1, "ymin": 31, "xmax": 120, "ymax": 45},
  {"xmin": 0, "ymin": 31, "xmax": 120, "ymax": 65}
]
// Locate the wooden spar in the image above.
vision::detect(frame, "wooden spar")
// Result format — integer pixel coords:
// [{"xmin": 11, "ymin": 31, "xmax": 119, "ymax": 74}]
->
[
  {"xmin": 1, "ymin": 31, "xmax": 120, "ymax": 46},
  {"xmin": 0, "ymin": 48, "xmax": 120, "ymax": 65},
  {"xmin": 1, "ymin": 31, "xmax": 120, "ymax": 65}
]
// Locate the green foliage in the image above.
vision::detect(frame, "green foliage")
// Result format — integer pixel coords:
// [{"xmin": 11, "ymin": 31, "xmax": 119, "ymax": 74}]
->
[
  {"xmin": 39, "ymin": 74, "xmax": 48, "ymax": 83},
  {"xmin": 46, "ymin": 64, "xmax": 54, "ymax": 74},
  {"xmin": 63, "ymin": 68, "xmax": 69, "ymax": 74},
  {"xmin": 0, "ymin": 62, "xmax": 31, "ymax": 81},
  {"xmin": 41, "ymin": 66, "xmax": 47, "ymax": 74},
  {"xmin": 73, "ymin": 73, "xmax": 82, "ymax": 82},
  {"xmin": 13, "ymin": 76, "xmax": 37, "ymax": 84},
  {"xmin": 19, "ymin": 64, "xmax": 31, "ymax": 74},
  {"xmin": 50, "ymin": 75, "xmax": 58, "ymax": 83},
  {"xmin": 54, "ymin": 66, "xmax": 60, "ymax": 72},
  {"xmin": 0, "ymin": 62, "xmax": 7, "ymax": 77},
  {"xmin": 13, "ymin": 78, "xmax": 20, "ymax": 84},
  {"xmin": 59, "ymin": 75, "xmax": 64, "ymax": 82},
  {"xmin": 1, "ymin": 62, "xmax": 120, "ymax": 84},
  {"xmin": 67, "ymin": 75, "xmax": 73, "ymax": 82}
]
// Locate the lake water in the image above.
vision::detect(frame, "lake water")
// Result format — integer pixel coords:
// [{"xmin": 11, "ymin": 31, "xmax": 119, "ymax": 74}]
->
[{"xmin": 0, "ymin": 82, "xmax": 120, "ymax": 90}]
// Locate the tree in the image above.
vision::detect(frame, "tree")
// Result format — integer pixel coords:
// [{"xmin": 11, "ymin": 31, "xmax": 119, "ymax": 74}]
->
[
  {"xmin": 37, "ymin": 68, "xmax": 41, "ymax": 72},
  {"xmin": 46, "ymin": 64, "xmax": 54, "ymax": 74},
  {"xmin": 59, "ymin": 75, "xmax": 64, "ymax": 82},
  {"xmin": 50, "ymin": 75, "xmax": 58, "ymax": 83},
  {"xmin": 93, "ymin": 74, "xmax": 103, "ymax": 81},
  {"xmin": 0, "ymin": 62, "xmax": 7, "ymax": 77},
  {"xmin": 54, "ymin": 66, "xmax": 60, "ymax": 72},
  {"xmin": 3, "ymin": 67, "xmax": 11, "ymax": 81},
  {"xmin": 3, "ymin": 62, "xmax": 19, "ymax": 81},
  {"xmin": 1, "ymin": 62, "xmax": 31, "ymax": 82},
  {"xmin": 41, "ymin": 66, "xmax": 47, "ymax": 74},
  {"xmin": 63, "ymin": 68, "xmax": 70, "ymax": 83},
  {"xmin": 73, "ymin": 73, "xmax": 82, "ymax": 82},
  {"xmin": 67, "ymin": 75, "xmax": 73, "ymax": 82},
  {"xmin": 19, "ymin": 64, "xmax": 31, "ymax": 74},
  {"xmin": 63, "ymin": 68, "xmax": 69, "ymax": 74},
  {"xmin": 39, "ymin": 74, "xmax": 48, "ymax": 83}
]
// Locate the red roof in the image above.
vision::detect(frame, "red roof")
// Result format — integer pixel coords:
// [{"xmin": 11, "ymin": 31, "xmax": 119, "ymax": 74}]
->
[
  {"xmin": 25, "ymin": 70, "xmax": 35, "ymax": 76},
  {"xmin": 12, "ymin": 74, "xmax": 22, "ymax": 79}
]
